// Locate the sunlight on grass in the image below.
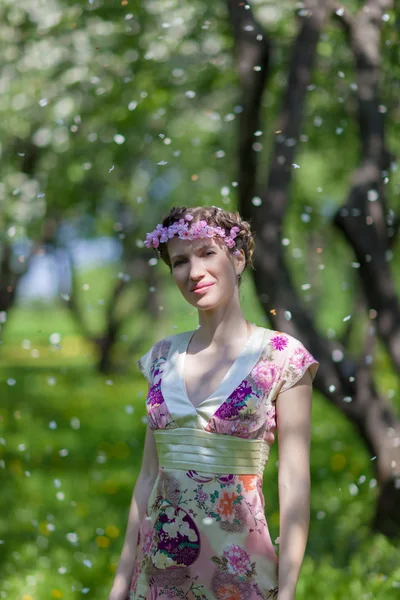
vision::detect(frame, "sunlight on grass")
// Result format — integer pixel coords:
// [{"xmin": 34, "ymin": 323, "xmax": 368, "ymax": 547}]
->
[{"xmin": 1, "ymin": 293, "xmax": 400, "ymax": 598}]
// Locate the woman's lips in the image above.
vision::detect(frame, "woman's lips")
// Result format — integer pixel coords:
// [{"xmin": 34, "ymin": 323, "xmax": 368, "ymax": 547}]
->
[{"xmin": 192, "ymin": 283, "xmax": 214, "ymax": 294}]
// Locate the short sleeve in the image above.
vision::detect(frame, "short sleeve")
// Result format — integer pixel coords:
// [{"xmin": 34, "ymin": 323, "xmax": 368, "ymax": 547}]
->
[
  {"xmin": 136, "ymin": 345, "xmax": 154, "ymax": 385},
  {"xmin": 278, "ymin": 337, "xmax": 319, "ymax": 394}
]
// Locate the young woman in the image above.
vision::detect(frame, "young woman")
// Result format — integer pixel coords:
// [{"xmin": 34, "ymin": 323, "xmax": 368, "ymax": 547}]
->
[{"xmin": 109, "ymin": 206, "xmax": 319, "ymax": 600}]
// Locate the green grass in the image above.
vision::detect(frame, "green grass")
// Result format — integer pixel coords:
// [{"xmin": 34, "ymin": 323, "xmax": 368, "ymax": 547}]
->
[
  {"xmin": 0, "ymin": 364, "xmax": 149, "ymax": 600},
  {"xmin": 1, "ymin": 274, "xmax": 400, "ymax": 599},
  {"xmin": 2, "ymin": 363, "xmax": 399, "ymax": 600}
]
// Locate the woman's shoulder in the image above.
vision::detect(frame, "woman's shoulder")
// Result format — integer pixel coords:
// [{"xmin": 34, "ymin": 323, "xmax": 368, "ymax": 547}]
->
[
  {"xmin": 137, "ymin": 329, "xmax": 194, "ymax": 384},
  {"xmin": 261, "ymin": 327, "xmax": 318, "ymax": 366},
  {"xmin": 262, "ymin": 326, "xmax": 305, "ymax": 348},
  {"xmin": 151, "ymin": 328, "xmax": 192, "ymax": 354},
  {"xmin": 262, "ymin": 327, "xmax": 298, "ymax": 352},
  {"xmin": 261, "ymin": 326, "xmax": 319, "ymax": 387}
]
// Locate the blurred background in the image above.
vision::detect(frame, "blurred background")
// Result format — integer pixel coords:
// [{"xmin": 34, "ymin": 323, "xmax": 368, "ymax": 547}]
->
[{"xmin": 1, "ymin": 0, "xmax": 399, "ymax": 598}]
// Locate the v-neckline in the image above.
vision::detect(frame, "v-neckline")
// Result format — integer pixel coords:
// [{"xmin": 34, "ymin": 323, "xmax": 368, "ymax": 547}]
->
[{"xmin": 180, "ymin": 324, "xmax": 263, "ymax": 411}]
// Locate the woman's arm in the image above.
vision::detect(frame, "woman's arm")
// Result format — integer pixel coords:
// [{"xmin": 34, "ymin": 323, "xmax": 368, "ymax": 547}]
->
[
  {"xmin": 108, "ymin": 418, "xmax": 159, "ymax": 600},
  {"xmin": 275, "ymin": 370, "xmax": 313, "ymax": 600}
]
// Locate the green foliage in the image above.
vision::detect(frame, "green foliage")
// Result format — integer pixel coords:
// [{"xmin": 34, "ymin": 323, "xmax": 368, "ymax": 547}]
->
[
  {"xmin": 1, "ymin": 0, "xmax": 400, "ymax": 598},
  {"xmin": 0, "ymin": 362, "xmax": 149, "ymax": 599},
  {"xmin": 1, "ymin": 294, "xmax": 400, "ymax": 598}
]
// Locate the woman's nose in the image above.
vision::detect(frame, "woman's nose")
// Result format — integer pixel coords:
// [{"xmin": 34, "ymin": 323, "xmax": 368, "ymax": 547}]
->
[{"xmin": 189, "ymin": 257, "xmax": 205, "ymax": 279}]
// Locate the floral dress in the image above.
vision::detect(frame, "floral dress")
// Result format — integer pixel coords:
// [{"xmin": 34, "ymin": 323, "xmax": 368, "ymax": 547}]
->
[{"xmin": 129, "ymin": 325, "xmax": 319, "ymax": 600}]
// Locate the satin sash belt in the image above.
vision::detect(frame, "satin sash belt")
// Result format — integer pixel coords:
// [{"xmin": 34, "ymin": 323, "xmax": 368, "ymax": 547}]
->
[{"xmin": 154, "ymin": 428, "xmax": 270, "ymax": 475}]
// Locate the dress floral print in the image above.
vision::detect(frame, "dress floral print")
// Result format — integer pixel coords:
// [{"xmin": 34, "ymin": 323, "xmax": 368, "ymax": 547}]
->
[{"xmin": 131, "ymin": 326, "xmax": 319, "ymax": 600}]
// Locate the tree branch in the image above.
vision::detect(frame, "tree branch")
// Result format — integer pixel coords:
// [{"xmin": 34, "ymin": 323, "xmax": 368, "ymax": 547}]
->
[
  {"xmin": 229, "ymin": 0, "xmax": 400, "ymax": 536},
  {"xmin": 333, "ymin": 0, "xmax": 400, "ymax": 374},
  {"xmin": 227, "ymin": 0, "xmax": 272, "ymax": 205}
]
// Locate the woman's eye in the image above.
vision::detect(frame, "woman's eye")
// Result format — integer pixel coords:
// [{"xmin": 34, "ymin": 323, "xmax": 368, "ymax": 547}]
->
[{"xmin": 173, "ymin": 252, "xmax": 214, "ymax": 268}]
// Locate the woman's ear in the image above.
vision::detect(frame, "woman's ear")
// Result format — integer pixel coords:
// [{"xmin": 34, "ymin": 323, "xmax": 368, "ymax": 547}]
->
[{"xmin": 235, "ymin": 248, "xmax": 246, "ymax": 276}]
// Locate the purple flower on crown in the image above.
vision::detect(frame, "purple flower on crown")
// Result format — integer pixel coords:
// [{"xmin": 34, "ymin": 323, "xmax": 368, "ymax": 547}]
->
[
  {"xmin": 167, "ymin": 227, "xmax": 177, "ymax": 239},
  {"xmin": 144, "ymin": 232, "xmax": 160, "ymax": 248},
  {"xmin": 189, "ymin": 222, "xmax": 201, "ymax": 235},
  {"xmin": 206, "ymin": 226, "xmax": 215, "ymax": 238},
  {"xmin": 179, "ymin": 228, "xmax": 192, "ymax": 239},
  {"xmin": 214, "ymin": 227, "xmax": 226, "ymax": 237},
  {"xmin": 159, "ymin": 227, "xmax": 170, "ymax": 243},
  {"xmin": 143, "ymin": 215, "xmax": 243, "ymax": 251}
]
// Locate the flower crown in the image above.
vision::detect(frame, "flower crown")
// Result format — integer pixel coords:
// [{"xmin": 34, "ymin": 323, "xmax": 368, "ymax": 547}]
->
[{"xmin": 143, "ymin": 214, "xmax": 242, "ymax": 255}]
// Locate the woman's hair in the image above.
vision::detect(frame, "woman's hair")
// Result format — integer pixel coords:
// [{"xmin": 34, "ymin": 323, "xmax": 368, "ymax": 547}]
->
[{"xmin": 154, "ymin": 206, "xmax": 255, "ymax": 281}]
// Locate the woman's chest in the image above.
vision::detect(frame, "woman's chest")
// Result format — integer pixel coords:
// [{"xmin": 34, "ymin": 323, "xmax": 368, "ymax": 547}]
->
[
  {"xmin": 184, "ymin": 349, "xmax": 239, "ymax": 409},
  {"xmin": 147, "ymin": 361, "xmax": 278, "ymax": 439},
  {"xmin": 145, "ymin": 328, "xmax": 281, "ymax": 437}
]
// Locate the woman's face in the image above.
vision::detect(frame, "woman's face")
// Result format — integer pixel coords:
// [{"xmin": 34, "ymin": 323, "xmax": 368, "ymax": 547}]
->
[{"xmin": 167, "ymin": 235, "xmax": 244, "ymax": 309}]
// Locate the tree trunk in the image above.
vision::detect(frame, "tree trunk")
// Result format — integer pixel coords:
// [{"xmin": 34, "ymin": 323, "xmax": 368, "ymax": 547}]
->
[
  {"xmin": 332, "ymin": 0, "xmax": 400, "ymax": 534},
  {"xmin": 227, "ymin": 0, "xmax": 400, "ymax": 537}
]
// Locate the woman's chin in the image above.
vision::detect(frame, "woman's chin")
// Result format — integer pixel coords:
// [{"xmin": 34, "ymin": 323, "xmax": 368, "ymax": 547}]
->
[{"xmin": 184, "ymin": 293, "xmax": 218, "ymax": 308}]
